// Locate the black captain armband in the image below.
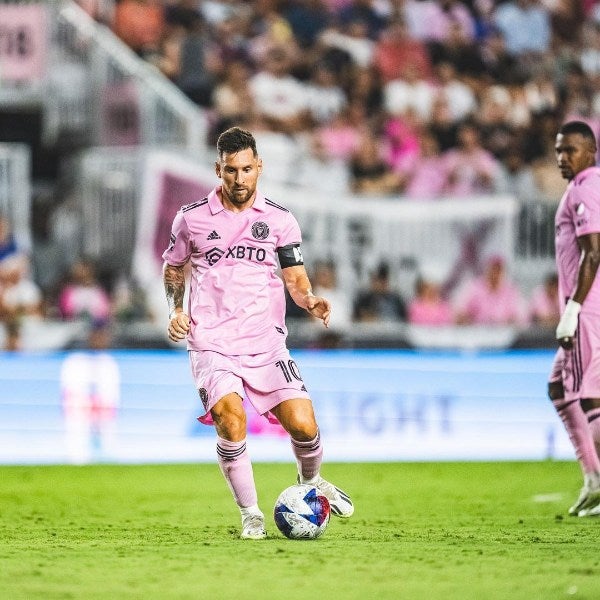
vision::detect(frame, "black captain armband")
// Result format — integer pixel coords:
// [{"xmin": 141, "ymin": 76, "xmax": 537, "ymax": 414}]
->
[{"xmin": 277, "ymin": 244, "xmax": 304, "ymax": 268}]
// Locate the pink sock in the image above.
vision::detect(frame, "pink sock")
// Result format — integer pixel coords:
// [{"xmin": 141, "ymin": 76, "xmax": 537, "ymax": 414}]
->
[
  {"xmin": 216, "ymin": 437, "xmax": 257, "ymax": 508},
  {"xmin": 292, "ymin": 430, "xmax": 323, "ymax": 482},
  {"xmin": 553, "ymin": 398, "xmax": 600, "ymax": 474},
  {"xmin": 586, "ymin": 407, "xmax": 600, "ymax": 458}
]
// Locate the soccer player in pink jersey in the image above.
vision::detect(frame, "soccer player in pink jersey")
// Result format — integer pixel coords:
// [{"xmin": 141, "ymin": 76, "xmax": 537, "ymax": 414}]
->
[
  {"xmin": 550, "ymin": 120, "xmax": 600, "ymax": 517},
  {"xmin": 162, "ymin": 127, "xmax": 354, "ymax": 538}
]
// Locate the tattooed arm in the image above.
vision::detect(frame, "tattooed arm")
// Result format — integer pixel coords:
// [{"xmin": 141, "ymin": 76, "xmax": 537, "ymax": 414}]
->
[{"xmin": 163, "ymin": 262, "xmax": 190, "ymax": 342}]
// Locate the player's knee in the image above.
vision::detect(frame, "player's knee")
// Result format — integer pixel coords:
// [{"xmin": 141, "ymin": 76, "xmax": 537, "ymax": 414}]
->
[
  {"xmin": 273, "ymin": 399, "xmax": 318, "ymax": 440},
  {"xmin": 548, "ymin": 381, "xmax": 564, "ymax": 401},
  {"xmin": 285, "ymin": 413, "xmax": 318, "ymax": 441},
  {"xmin": 211, "ymin": 404, "xmax": 247, "ymax": 439},
  {"xmin": 213, "ymin": 414, "xmax": 246, "ymax": 439}
]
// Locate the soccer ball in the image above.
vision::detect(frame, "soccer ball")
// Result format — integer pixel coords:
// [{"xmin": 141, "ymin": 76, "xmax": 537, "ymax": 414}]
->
[{"xmin": 273, "ymin": 484, "xmax": 330, "ymax": 540}]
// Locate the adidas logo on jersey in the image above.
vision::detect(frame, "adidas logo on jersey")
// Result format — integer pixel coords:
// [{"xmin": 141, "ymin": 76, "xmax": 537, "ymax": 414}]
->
[{"xmin": 207, "ymin": 230, "xmax": 221, "ymax": 240}]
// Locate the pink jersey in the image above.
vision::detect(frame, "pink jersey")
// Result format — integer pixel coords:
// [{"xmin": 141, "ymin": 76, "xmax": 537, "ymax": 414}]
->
[
  {"xmin": 528, "ymin": 284, "xmax": 560, "ymax": 323},
  {"xmin": 407, "ymin": 298, "xmax": 453, "ymax": 326},
  {"xmin": 457, "ymin": 277, "xmax": 527, "ymax": 326},
  {"xmin": 162, "ymin": 186, "xmax": 302, "ymax": 354},
  {"xmin": 555, "ymin": 166, "xmax": 600, "ymax": 315}
]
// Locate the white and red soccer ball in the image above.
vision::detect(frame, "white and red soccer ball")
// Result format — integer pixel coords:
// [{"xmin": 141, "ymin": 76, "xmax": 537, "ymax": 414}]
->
[{"xmin": 273, "ymin": 484, "xmax": 330, "ymax": 540}]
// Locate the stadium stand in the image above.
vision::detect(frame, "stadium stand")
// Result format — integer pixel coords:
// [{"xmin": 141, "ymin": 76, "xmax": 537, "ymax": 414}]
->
[{"xmin": 0, "ymin": 0, "xmax": 575, "ymax": 350}]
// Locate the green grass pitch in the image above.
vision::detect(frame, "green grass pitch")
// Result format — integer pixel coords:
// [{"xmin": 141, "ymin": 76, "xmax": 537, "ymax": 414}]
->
[{"xmin": 1, "ymin": 461, "xmax": 599, "ymax": 599}]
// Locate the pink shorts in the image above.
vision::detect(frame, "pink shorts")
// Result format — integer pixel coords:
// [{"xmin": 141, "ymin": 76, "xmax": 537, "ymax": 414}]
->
[
  {"xmin": 188, "ymin": 347, "xmax": 311, "ymax": 425},
  {"xmin": 549, "ymin": 311, "xmax": 600, "ymax": 401}
]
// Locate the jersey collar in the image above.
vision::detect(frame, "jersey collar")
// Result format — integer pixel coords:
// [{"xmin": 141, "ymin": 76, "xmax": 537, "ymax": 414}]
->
[{"xmin": 208, "ymin": 186, "xmax": 267, "ymax": 214}]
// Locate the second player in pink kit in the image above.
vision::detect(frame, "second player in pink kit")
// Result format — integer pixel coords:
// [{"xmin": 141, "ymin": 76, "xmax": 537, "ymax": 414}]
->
[
  {"xmin": 549, "ymin": 121, "xmax": 600, "ymax": 517},
  {"xmin": 162, "ymin": 127, "xmax": 353, "ymax": 539}
]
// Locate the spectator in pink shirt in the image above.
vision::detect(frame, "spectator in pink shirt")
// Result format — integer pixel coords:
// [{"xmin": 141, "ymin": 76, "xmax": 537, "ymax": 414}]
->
[
  {"xmin": 311, "ymin": 100, "xmax": 365, "ymax": 162},
  {"xmin": 408, "ymin": 275, "xmax": 454, "ymax": 326},
  {"xmin": 421, "ymin": 0, "xmax": 476, "ymax": 44},
  {"xmin": 58, "ymin": 259, "xmax": 111, "ymax": 322},
  {"xmin": 400, "ymin": 129, "xmax": 448, "ymax": 199},
  {"xmin": 382, "ymin": 113, "xmax": 421, "ymax": 174},
  {"xmin": 529, "ymin": 271, "xmax": 560, "ymax": 328},
  {"xmin": 442, "ymin": 121, "xmax": 502, "ymax": 196},
  {"xmin": 455, "ymin": 255, "xmax": 527, "ymax": 326}
]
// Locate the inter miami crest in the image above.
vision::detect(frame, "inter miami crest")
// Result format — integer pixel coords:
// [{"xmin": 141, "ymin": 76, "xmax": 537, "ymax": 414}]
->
[
  {"xmin": 198, "ymin": 388, "xmax": 209, "ymax": 410},
  {"xmin": 251, "ymin": 221, "xmax": 270, "ymax": 240}
]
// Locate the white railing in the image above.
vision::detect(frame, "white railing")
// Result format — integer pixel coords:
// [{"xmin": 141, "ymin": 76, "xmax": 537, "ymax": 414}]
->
[
  {"xmin": 47, "ymin": 0, "xmax": 208, "ymax": 156},
  {"xmin": 71, "ymin": 147, "xmax": 140, "ymax": 272},
  {"xmin": 0, "ymin": 0, "xmax": 209, "ymax": 154},
  {"xmin": 0, "ymin": 143, "xmax": 31, "ymax": 252}
]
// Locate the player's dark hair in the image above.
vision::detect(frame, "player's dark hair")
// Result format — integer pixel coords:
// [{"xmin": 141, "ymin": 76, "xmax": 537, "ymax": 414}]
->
[
  {"xmin": 217, "ymin": 127, "xmax": 258, "ymax": 157},
  {"xmin": 559, "ymin": 120, "xmax": 597, "ymax": 145}
]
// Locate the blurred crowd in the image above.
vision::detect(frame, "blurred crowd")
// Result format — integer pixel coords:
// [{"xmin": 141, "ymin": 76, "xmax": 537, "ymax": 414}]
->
[
  {"xmin": 0, "ymin": 208, "xmax": 559, "ymax": 351},
  {"xmin": 0, "ymin": 211, "xmax": 153, "ymax": 351},
  {"xmin": 297, "ymin": 255, "xmax": 560, "ymax": 332},
  {"xmin": 84, "ymin": 0, "xmax": 600, "ymax": 199},
  {"xmin": 8, "ymin": 0, "xmax": 598, "ymax": 349}
]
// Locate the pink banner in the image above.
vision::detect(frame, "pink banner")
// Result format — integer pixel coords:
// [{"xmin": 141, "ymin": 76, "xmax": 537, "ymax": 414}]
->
[
  {"xmin": 0, "ymin": 5, "xmax": 47, "ymax": 81},
  {"xmin": 153, "ymin": 172, "xmax": 213, "ymax": 264},
  {"xmin": 100, "ymin": 81, "xmax": 141, "ymax": 146}
]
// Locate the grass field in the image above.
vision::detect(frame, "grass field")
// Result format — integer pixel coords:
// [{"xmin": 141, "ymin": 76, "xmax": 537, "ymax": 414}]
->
[{"xmin": 1, "ymin": 461, "xmax": 599, "ymax": 600}]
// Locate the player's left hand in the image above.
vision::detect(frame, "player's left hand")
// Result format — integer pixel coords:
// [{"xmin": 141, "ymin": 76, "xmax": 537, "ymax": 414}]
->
[
  {"xmin": 306, "ymin": 294, "xmax": 331, "ymax": 328},
  {"xmin": 556, "ymin": 299, "xmax": 581, "ymax": 349}
]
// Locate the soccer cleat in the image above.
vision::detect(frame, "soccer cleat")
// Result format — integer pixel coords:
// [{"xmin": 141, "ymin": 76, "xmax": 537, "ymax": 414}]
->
[
  {"xmin": 578, "ymin": 501, "xmax": 600, "ymax": 517},
  {"xmin": 299, "ymin": 475, "xmax": 354, "ymax": 518},
  {"xmin": 240, "ymin": 513, "xmax": 267, "ymax": 539},
  {"xmin": 568, "ymin": 474, "xmax": 600, "ymax": 516}
]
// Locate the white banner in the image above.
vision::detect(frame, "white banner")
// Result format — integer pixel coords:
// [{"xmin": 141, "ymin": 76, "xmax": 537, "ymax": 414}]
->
[
  {"xmin": 133, "ymin": 150, "xmax": 519, "ymax": 304},
  {"xmin": 0, "ymin": 350, "xmax": 572, "ymax": 465}
]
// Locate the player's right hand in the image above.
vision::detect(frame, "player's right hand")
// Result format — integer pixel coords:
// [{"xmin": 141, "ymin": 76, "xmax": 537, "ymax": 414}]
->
[
  {"xmin": 306, "ymin": 294, "xmax": 331, "ymax": 328},
  {"xmin": 168, "ymin": 311, "xmax": 190, "ymax": 342}
]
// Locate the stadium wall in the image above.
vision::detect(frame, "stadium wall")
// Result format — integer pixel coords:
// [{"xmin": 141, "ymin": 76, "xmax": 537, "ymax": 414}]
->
[{"xmin": 0, "ymin": 349, "xmax": 572, "ymax": 465}]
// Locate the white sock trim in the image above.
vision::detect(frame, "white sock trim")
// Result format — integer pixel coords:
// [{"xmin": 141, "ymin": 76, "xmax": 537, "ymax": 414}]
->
[
  {"xmin": 299, "ymin": 473, "xmax": 320, "ymax": 485},
  {"xmin": 240, "ymin": 504, "xmax": 263, "ymax": 518}
]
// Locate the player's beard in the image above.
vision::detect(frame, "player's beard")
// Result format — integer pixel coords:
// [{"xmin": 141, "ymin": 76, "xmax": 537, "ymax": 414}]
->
[{"xmin": 224, "ymin": 185, "xmax": 255, "ymax": 207}]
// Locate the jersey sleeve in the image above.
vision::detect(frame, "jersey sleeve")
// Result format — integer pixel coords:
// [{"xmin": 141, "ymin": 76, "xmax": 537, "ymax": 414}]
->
[
  {"xmin": 572, "ymin": 177, "xmax": 600, "ymax": 238},
  {"xmin": 277, "ymin": 211, "xmax": 302, "ymax": 247},
  {"xmin": 161, "ymin": 210, "xmax": 192, "ymax": 266}
]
